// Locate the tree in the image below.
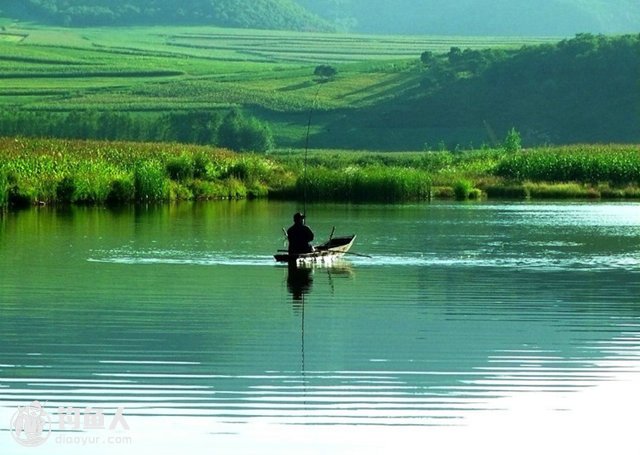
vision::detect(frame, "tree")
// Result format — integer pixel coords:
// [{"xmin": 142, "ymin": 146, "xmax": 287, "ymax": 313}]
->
[
  {"xmin": 314, "ymin": 64, "xmax": 338, "ymax": 81},
  {"xmin": 420, "ymin": 51, "xmax": 434, "ymax": 66},
  {"xmin": 503, "ymin": 127, "xmax": 522, "ymax": 153},
  {"xmin": 217, "ymin": 109, "xmax": 273, "ymax": 153}
]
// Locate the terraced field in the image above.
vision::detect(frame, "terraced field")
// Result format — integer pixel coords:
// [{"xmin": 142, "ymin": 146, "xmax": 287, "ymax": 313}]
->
[{"xmin": 0, "ymin": 23, "xmax": 557, "ymax": 112}]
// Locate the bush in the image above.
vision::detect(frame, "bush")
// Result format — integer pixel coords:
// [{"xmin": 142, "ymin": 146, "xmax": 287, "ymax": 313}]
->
[
  {"xmin": 56, "ymin": 176, "xmax": 77, "ymax": 203},
  {"xmin": 166, "ymin": 154, "xmax": 194, "ymax": 181},
  {"xmin": 107, "ymin": 177, "xmax": 134, "ymax": 204},
  {"xmin": 218, "ymin": 109, "xmax": 274, "ymax": 153},
  {"xmin": 453, "ymin": 179, "xmax": 474, "ymax": 200},
  {"xmin": 8, "ymin": 183, "xmax": 36, "ymax": 208},
  {"xmin": 192, "ymin": 152, "xmax": 210, "ymax": 179},
  {"xmin": 503, "ymin": 127, "xmax": 522, "ymax": 153}
]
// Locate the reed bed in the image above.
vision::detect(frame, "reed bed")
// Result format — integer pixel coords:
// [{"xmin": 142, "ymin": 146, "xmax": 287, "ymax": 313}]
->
[
  {"xmin": 493, "ymin": 145, "xmax": 640, "ymax": 185},
  {"xmin": 0, "ymin": 137, "xmax": 292, "ymax": 207},
  {"xmin": 272, "ymin": 165, "xmax": 432, "ymax": 203},
  {"xmin": 1, "ymin": 138, "xmax": 639, "ymax": 208}
]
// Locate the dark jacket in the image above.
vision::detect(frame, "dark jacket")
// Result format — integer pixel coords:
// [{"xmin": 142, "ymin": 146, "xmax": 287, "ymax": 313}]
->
[{"xmin": 287, "ymin": 222, "xmax": 314, "ymax": 254}]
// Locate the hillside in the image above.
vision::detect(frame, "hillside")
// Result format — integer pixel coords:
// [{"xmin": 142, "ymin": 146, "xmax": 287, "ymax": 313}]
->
[
  {"xmin": 0, "ymin": 23, "xmax": 637, "ymax": 149},
  {"xmin": 299, "ymin": 0, "xmax": 640, "ymax": 36},
  {"xmin": 0, "ymin": 0, "xmax": 332, "ymax": 30},
  {"xmin": 313, "ymin": 33, "xmax": 640, "ymax": 149}
]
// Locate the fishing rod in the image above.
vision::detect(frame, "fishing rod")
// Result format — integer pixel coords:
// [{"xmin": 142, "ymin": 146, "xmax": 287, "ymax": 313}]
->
[{"xmin": 302, "ymin": 86, "xmax": 321, "ymax": 219}]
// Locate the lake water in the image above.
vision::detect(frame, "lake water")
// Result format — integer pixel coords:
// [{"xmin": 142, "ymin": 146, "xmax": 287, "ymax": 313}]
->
[{"xmin": 1, "ymin": 201, "xmax": 639, "ymax": 454}]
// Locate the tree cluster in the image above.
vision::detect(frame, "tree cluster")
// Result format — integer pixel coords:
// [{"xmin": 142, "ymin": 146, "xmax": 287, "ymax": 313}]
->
[
  {"xmin": 2, "ymin": 0, "xmax": 332, "ymax": 30},
  {"xmin": 413, "ymin": 33, "xmax": 640, "ymax": 145},
  {"xmin": 0, "ymin": 109, "xmax": 274, "ymax": 153}
]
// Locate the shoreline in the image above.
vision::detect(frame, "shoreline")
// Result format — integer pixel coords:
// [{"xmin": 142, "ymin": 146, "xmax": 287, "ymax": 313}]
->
[{"xmin": 1, "ymin": 137, "xmax": 639, "ymax": 209}]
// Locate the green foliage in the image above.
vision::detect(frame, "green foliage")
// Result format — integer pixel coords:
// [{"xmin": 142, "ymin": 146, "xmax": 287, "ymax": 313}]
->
[
  {"xmin": 134, "ymin": 161, "xmax": 169, "ymax": 201},
  {"xmin": 503, "ymin": 128, "xmax": 522, "ymax": 153},
  {"xmin": 56, "ymin": 176, "xmax": 77, "ymax": 203},
  {"xmin": 3, "ymin": 0, "xmax": 333, "ymax": 31},
  {"xmin": 409, "ymin": 34, "xmax": 640, "ymax": 148},
  {"xmin": 0, "ymin": 109, "xmax": 272, "ymax": 150},
  {"xmin": 420, "ymin": 51, "xmax": 434, "ymax": 66},
  {"xmin": 523, "ymin": 182, "xmax": 598, "ymax": 199},
  {"xmin": 314, "ymin": 65, "xmax": 338, "ymax": 81},
  {"xmin": 453, "ymin": 179, "xmax": 474, "ymax": 200},
  {"xmin": 493, "ymin": 145, "xmax": 640, "ymax": 185},
  {"xmin": 218, "ymin": 110, "xmax": 274, "ymax": 153},
  {"xmin": 0, "ymin": 171, "xmax": 7, "ymax": 208},
  {"xmin": 166, "ymin": 154, "xmax": 194, "ymax": 182},
  {"xmin": 1, "ymin": 138, "xmax": 639, "ymax": 206},
  {"xmin": 107, "ymin": 177, "xmax": 134, "ymax": 204},
  {"xmin": 2, "ymin": 24, "xmax": 625, "ymax": 151},
  {"xmin": 281, "ymin": 165, "xmax": 432, "ymax": 203}
]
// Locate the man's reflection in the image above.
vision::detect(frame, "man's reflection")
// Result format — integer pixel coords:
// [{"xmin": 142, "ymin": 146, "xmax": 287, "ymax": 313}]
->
[{"xmin": 287, "ymin": 264, "xmax": 313, "ymax": 302}]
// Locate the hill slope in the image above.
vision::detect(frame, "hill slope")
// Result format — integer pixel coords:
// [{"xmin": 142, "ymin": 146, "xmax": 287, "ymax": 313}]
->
[
  {"xmin": 301, "ymin": 34, "xmax": 640, "ymax": 149},
  {"xmin": 299, "ymin": 0, "xmax": 640, "ymax": 36},
  {"xmin": 0, "ymin": 0, "xmax": 332, "ymax": 30}
]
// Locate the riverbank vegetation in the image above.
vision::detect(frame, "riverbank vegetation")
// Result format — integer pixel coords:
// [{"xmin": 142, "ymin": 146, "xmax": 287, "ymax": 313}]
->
[{"xmin": 1, "ymin": 137, "xmax": 638, "ymax": 209}]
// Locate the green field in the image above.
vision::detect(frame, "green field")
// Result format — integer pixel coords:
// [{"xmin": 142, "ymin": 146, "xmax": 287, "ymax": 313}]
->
[{"xmin": 0, "ymin": 22, "xmax": 559, "ymax": 147}]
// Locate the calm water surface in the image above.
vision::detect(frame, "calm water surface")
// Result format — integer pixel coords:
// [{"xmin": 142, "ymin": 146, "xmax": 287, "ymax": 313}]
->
[{"xmin": 1, "ymin": 201, "xmax": 639, "ymax": 454}]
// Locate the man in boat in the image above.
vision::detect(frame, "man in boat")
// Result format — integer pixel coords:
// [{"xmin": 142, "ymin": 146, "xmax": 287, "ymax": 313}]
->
[{"xmin": 287, "ymin": 212, "xmax": 314, "ymax": 255}]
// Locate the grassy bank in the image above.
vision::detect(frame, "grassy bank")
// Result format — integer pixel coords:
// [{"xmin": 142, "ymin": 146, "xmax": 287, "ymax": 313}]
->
[
  {"xmin": 1, "ymin": 138, "xmax": 639, "ymax": 208},
  {"xmin": 0, "ymin": 137, "xmax": 294, "ymax": 207}
]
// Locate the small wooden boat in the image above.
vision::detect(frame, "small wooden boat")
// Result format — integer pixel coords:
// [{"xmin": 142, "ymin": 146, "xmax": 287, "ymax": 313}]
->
[{"xmin": 274, "ymin": 235, "xmax": 356, "ymax": 266}]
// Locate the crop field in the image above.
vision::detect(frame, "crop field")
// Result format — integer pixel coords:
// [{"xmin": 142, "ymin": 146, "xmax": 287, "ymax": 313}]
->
[{"xmin": 0, "ymin": 21, "xmax": 559, "ymax": 146}]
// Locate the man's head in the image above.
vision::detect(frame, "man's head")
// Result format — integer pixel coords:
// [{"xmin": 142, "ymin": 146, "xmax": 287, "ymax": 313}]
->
[{"xmin": 293, "ymin": 212, "xmax": 305, "ymax": 224}]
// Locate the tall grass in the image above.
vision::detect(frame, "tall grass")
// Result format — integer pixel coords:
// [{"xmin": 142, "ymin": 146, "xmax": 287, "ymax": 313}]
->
[
  {"xmin": 494, "ymin": 145, "xmax": 640, "ymax": 184},
  {"xmin": 0, "ymin": 170, "xmax": 7, "ymax": 208},
  {"xmin": 0, "ymin": 137, "xmax": 290, "ymax": 205},
  {"xmin": 1, "ymin": 138, "xmax": 639, "ymax": 206},
  {"xmin": 273, "ymin": 165, "xmax": 431, "ymax": 202}
]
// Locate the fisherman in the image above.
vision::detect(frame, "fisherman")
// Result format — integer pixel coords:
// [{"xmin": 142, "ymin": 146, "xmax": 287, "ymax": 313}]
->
[{"xmin": 287, "ymin": 212, "xmax": 314, "ymax": 255}]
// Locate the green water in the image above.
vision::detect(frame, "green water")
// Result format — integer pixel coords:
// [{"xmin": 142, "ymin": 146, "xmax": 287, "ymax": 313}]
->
[{"xmin": 1, "ymin": 201, "xmax": 639, "ymax": 454}]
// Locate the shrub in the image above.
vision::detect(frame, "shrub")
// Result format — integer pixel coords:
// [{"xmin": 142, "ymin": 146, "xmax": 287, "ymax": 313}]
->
[
  {"xmin": 503, "ymin": 127, "xmax": 522, "ymax": 153},
  {"xmin": 8, "ymin": 183, "xmax": 36, "ymax": 208},
  {"xmin": 192, "ymin": 152, "xmax": 210, "ymax": 179},
  {"xmin": 453, "ymin": 179, "xmax": 473, "ymax": 200},
  {"xmin": 169, "ymin": 181, "xmax": 193, "ymax": 200},
  {"xmin": 166, "ymin": 154, "xmax": 194, "ymax": 181},
  {"xmin": 107, "ymin": 177, "xmax": 134, "ymax": 204},
  {"xmin": 56, "ymin": 176, "xmax": 77, "ymax": 203},
  {"xmin": 468, "ymin": 188, "xmax": 484, "ymax": 200}
]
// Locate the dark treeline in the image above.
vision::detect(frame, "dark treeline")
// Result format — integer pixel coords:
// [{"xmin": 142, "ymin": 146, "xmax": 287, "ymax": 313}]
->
[
  {"xmin": 366, "ymin": 33, "xmax": 640, "ymax": 147},
  {"xmin": 0, "ymin": 0, "xmax": 331, "ymax": 30},
  {"xmin": 0, "ymin": 109, "xmax": 274, "ymax": 152}
]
